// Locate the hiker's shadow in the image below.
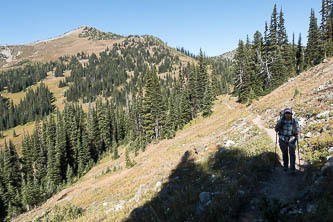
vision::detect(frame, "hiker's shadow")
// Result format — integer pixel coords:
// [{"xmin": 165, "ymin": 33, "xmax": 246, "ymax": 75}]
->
[{"xmin": 124, "ymin": 147, "xmax": 280, "ymax": 222}]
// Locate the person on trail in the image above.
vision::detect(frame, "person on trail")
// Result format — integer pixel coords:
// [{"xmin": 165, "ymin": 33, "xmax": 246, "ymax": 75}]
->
[{"xmin": 275, "ymin": 108, "xmax": 300, "ymax": 174}]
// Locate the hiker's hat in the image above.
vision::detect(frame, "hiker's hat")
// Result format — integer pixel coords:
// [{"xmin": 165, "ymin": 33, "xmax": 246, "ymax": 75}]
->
[{"xmin": 284, "ymin": 108, "xmax": 292, "ymax": 114}]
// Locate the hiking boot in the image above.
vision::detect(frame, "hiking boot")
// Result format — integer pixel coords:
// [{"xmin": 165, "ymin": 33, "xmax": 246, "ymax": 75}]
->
[{"xmin": 283, "ymin": 167, "xmax": 288, "ymax": 172}]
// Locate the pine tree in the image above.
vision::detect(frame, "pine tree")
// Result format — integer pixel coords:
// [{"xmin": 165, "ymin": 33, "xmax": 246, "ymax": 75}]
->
[
  {"xmin": 3, "ymin": 140, "xmax": 22, "ymax": 217},
  {"xmin": 269, "ymin": 4, "xmax": 278, "ymax": 52},
  {"xmin": 55, "ymin": 110, "xmax": 67, "ymax": 181},
  {"xmin": 202, "ymin": 80, "xmax": 213, "ymax": 117},
  {"xmin": 306, "ymin": 9, "xmax": 322, "ymax": 66},
  {"xmin": 234, "ymin": 40, "xmax": 250, "ymax": 103},
  {"xmin": 296, "ymin": 33, "xmax": 305, "ymax": 74},
  {"xmin": 142, "ymin": 70, "xmax": 156, "ymax": 142},
  {"xmin": 251, "ymin": 30, "xmax": 265, "ymax": 96},
  {"xmin": 197, "ymin": 49, "xmax": 209, "ymax": 109},
  {"xmin": 188, "ymin": 64, "xmax": 198, "ymax": 118}
]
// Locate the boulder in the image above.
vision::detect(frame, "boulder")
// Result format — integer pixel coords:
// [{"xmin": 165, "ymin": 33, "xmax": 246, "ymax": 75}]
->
[
  {"xmin": 199, "ymin": 192, "xmax": 212, "ymax": 205},
  {"xmin": 225, "ymin": 140, "xmax": 235, "ymax": 147},
  {"xmin": 321, "ymin": 157, "xmax": 333, "ymax": 176},
  {"xmin": 155, "ymin": 181, "xmax": 162, "ymax": 191},
  {"xmin": 304, "ymin": 132, "xmax": 312, "ymax": 138},
  {"xmin": 316, "ymin": 111, "xmax": 330, "ymax": 119},
  {"xmin": 218, "ymin": 147, "xmax": 230, "ymax": 153},
  {"xmin": 320, "ymin": 124, "xmax": 330, "ymax": 133},
  {"xmin": 328, "ymin": 147, "xmax": 333, "ymax": 153}
]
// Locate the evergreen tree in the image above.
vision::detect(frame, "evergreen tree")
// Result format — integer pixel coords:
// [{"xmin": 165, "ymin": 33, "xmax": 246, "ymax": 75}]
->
[
  {"xmin": 202, "ymin": 80, "xmax": 213, "ymax": 117},
  {"xmin": 306, "ymin": 9, "xmax": 322, "ymax": 66},
  {"xmin": 234, "ymin": 40, "xmax": 250, "ymax": 103},
  {"xmin": 55, "ymin": 110, "xmax": 67, "ymax": 181},
  {"xmin": 188, "ymin": 65, "xmax": 198, "ymax": 118},
  {"xmin": 296, "ymin": 33, "xmax": 305, "ymax": 74},
  {"xmin": 197, "ymin": 49, "xmax": 209, "ymax": 109},
  {"xmin": 142, "ymin": 70, "xmax": 156, "ymax": 142},
  {"xmin": 3, "ymin": 140, "xmax": 22, "ymax": 218}
]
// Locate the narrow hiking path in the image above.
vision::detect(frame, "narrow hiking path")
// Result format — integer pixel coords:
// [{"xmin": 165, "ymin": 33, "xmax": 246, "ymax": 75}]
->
[{"xmin": 249, "ymin": 114, "xmax": 306, "ymax": 220}]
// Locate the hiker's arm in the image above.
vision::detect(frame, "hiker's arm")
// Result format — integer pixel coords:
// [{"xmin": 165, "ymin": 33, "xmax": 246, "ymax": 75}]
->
[{"xmin": 275, "ymin": 120, "xmax": 282, "ymax": 132}]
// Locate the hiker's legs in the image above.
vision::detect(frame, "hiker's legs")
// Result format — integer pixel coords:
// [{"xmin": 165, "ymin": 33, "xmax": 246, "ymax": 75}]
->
[
  {"xmin": 288, "ymin": 142, "xmax": 296, "ymax": 171},
  {"xmin": 279, "ymin": 139, "xmax": 289, "ymax": 168}
]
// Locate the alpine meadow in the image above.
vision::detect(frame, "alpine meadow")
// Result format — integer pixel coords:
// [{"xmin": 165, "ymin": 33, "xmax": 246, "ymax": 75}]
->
[{"xmin": 0, "ymin": 1, "xmax": 333, "ymax": 221}]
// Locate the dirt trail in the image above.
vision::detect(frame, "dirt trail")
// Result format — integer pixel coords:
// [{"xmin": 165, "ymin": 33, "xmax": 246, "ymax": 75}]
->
[{"xmin": 250, "ymin": 115, "xmax": 306, "ymax": 215}]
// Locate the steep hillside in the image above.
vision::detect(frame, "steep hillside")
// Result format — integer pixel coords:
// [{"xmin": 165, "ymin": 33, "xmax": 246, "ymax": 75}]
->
[{"xmin": 13, "ymin": 59, "xmax": 333, "ymax": 221}]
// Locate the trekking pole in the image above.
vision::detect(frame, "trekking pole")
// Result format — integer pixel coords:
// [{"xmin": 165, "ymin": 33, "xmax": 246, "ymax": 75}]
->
[
  {"xmin": 275, "ymin": 132, "xmax": 277, "ymax": 169},
  {"xmin": 297, "ymin": 138, "xmax": 301, "ymax": 171}
]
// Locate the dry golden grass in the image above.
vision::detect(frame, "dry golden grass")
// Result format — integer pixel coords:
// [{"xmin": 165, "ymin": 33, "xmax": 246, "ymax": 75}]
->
[{"xmin": 250, "ymin": 58, "xmax": 333, "ymax": 126}]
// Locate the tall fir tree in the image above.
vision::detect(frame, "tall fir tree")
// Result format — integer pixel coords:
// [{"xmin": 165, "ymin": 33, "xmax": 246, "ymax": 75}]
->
[
  {"xmin": 306, "ymin": 9, "xmax": 322, "ymax": 66},
  {"xmin": 235, "ymin": 40, "xmax": 250, "ymax": 103},
  {"xmin": 296, "ymin": 33, "xmax": 305, "ymax": 74}
]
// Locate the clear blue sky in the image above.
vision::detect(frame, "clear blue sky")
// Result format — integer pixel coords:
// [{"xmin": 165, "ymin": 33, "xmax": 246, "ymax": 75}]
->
[{"xmin": 0, "ymin": 0, "xmax": 321, "ymax": 57}]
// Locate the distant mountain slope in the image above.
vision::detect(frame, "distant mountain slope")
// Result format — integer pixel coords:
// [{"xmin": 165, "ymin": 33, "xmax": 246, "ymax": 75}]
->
[
  {"xmin": 0, "ymin": 26, "xmax": 126, "ymax": 69},
  {"xmin": 214, "ymin": 49, "xmax": 236, "ymax": 62}
]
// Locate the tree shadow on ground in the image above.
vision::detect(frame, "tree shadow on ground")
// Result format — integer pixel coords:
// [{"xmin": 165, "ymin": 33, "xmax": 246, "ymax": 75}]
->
[{"xmin": 124, "ymin": 147, "xmax": 283, "ymax": 222}]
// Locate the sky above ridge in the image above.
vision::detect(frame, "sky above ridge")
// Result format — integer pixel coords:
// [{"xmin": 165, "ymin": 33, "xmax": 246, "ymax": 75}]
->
[{"xmin": 0, "ymin": 0, "xmax": 321, "ymax": 57}]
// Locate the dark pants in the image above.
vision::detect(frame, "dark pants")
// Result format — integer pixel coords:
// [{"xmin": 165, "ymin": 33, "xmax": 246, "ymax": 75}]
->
[{"xmin": 279, "ymin": 139, "xmax": 296, "ymax": 171}]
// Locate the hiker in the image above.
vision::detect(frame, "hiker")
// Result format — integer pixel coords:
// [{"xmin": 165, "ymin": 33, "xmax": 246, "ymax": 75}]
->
[{"xmin": 275, "ymin": 108, "xmax": 300, "ymax": 173}]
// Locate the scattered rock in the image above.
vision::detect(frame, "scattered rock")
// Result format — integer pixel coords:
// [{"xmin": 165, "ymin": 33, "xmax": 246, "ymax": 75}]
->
[
  {"xmin": 298, "ymin": 117, "xmax": 306, "ymax": 128},
  {"xmin": 321, "ymin": 157, "xmax": 333, "ymax": 176},
  {"xmin": 225, "ymin": 140, "xmax": 235, "ymax": 148},
  {"xmin": 128, "ymin": 184, "xmax": 146, "ymax": 204},
  {"xmin": 103, "ymin": 202, "xmax": 109, "ymax": 206},
  {"xmin": 129, "ymin": 207, "xmax": 149, "ymax": 218},
  {"xmin": 195, "ymin": 145, "xmax": 206, "ymax": 154},
  {"xmin": 328, "ymin": 147, "xmax": 333, "ymax": 153},
  {"xmin": 316, "ymin": 111, "xmax": 330, "ymax": 119},
  {"xmin": 330, "ymin": 104, "xmax": 333, "ymax": 109},
  {"xmin": 238, "ymin": 190, "xmax": 245, "ymax": 195},
  {"xmin": 307, "ymin": 204, "xmax": 316, "ymax": 213},
  {"xmin": 323, "ymin": 58, "xmax": 329, "ymax": 63},
  {"xmin": 196, "ymin": 192, "xmax": 213, "ymax": 216},
  {"xmin": 317, "ymin": 80, "xmax": 332, "ymax": 92},
  {"xmin": 218, "ymin": 147, "xmax": 230, "ymax": 153},
  {"xmin": 155, "ymin": 181, "xmax": 162, "ymax": 191},
  {"xmin": 304, "ymin": 132, "xmax": 312, "ymax": 138},
  {"xmin": 320, "ymin": 124, "xmax": 330, "ymax": 133},
  {"xmin": 199, "ymin": 192, "xmax": 212, "ymax": 205}
]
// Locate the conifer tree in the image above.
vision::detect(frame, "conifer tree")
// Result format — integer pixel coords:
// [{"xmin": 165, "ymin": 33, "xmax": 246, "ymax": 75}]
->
[
  {"xmin": 3, "ymin": 140, "xmax": 22, "ymax": 217},
  {"xmin": 235, "ymin": 40, "xmax": 250, "ymax": 103},
  {"xmin": 306, "ymin": 9, "xmax": 322, "ymax": 66},
  {"xmin": 188, "ymin": 65, "xmax": 198, "ymax": 117},
  {"xmin": 296, "ymin": 33, "xmax": 305, "ymax": 74},
  {"xmin": 55, "ymin": 110, "xmax": 67, "ymax": 181},
  {"xmin": 197, "ymin": 49, "xmax": 209, "ymax": 109},
  {"xmin": 142, "ymin": 70, "xmax": 156, "ymax": 142},
  {"xmin": 202, "ymin": 80, "xmax": 213, "ymax": 117}
]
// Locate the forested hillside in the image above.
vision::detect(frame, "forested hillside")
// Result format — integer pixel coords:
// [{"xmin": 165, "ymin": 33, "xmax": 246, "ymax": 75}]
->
[
  {"xmin": 234, "ymin": 2, "xmax": 333, "ymax": 103},
  {"xmin": 0, "ymin": 26, "xmax": 233, "ymax": 220}
]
